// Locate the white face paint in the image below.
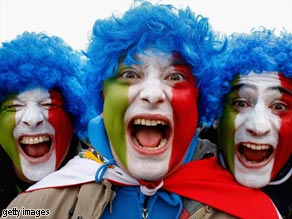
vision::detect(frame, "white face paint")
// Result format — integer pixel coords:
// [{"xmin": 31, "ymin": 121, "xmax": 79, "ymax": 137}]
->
[
  {"xmin": 19, "ymin": 150, "xmax": 56, "ymax": 181},
  {"xmin": 233, "ymin": 72, "xmax": 281, "ymax": 187},
  {"xmin": 103, "ymin": 49, "xmax": 198, "ymax": 181},
  {"xmin": 124, "ymin": 51, "xmax": 174, "ymax": 180},
  {"xmin": 13, "ymin": 88, "xmax": 56, "ymax": 181}
]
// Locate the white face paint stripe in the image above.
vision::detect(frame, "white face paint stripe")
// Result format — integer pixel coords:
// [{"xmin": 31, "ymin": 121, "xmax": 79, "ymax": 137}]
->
[
  {"xmin": 108, "ymin": 50, "xmax": 198, "ymax": 181},
  {"xmin": 20, "ymin": 150, "xmax": 56, "ymax": 181},
  {"xmin": 234, "ymin": 72, "xmax": 281, "ymax": 145},
  {"xmin": 124, "ymin": 51, "xmax": 175, "ymax": 180},
  {"xmin": 128, "ymin": 52, "xmax": 174, "ymax": 104},
  {"xmin": 14, "ymin": 88, "xmax": 50, "ymax": 127},
  {"xmin": 13, "ymin": 88, "xmax": 56, "ymax": 181},
  {"xmin": 233, "ymin": 71, "xmax": 281, "ymax": 188}
]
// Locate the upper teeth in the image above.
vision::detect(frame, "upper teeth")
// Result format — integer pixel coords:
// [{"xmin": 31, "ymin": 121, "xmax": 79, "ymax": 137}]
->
[
  {"xmin": 133, "ymin": 119, "xmax": 166, "ymax": 126},
  {"xmin": 242, "ymin": 143, "xmax": 270, "ymax": 150},
  {"xmin": 20, "ymin": 136, "xmax": 50, "ymax": 144}
]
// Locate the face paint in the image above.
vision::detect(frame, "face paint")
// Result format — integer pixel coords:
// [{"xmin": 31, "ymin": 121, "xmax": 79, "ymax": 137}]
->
[
  {"xmin": 272, "ymin": 73, "xmax": 292, "ymax": 178},
  {"xmin": 219, "ymin": 71, "xmax": 292, "ymax": 188},
  {"xmin": 103, "ymin": 69, "xmax": 129, "ymax": 167},
  {"xmin": 0, "ymin": 97, "xmax": 19, "ymax": 166},
  {"xmin": 169, "ymin": 66, "xmax": 198, "ymax": 170},
  {"xmin": 0, "ymin": 88, "xmax": 73, "ymax": 182},
  {"xmin": 103, "ymin": 50, "xmax": 198, "ymax": 181},
  {"xmin": 218, "ymin": 77, "xmax": 238, "ymax": 174},
  {"xmin": 47, "ymin": 90, "xmax": 73, "ymax": 168}
]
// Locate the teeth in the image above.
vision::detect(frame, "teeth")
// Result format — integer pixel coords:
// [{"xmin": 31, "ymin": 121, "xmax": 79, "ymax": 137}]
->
[
  {"xmin": 133, "ymin": 118, "xmax": 166, "ymax": 126},
  {"xmin": 243, "ymin": 143, "xmax": 270, "ymax": 150},
  {"xmin": 158, "ymin": 138, "xmax": 167, "ymax": 148},
  {"xmin": 20, "ymin": 136, "xmax": 50, "ymax": 144},
  {"xmin": 133, "ymin": 137, "xmax": 167, "ymax": 150},
  {"xmin": 241, "ymin": 155, "xmax": 269, "ymax": 164}
]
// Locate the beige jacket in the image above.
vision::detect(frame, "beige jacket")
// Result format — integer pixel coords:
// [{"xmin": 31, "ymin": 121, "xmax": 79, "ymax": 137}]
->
[
  {"xmin": 3, "ymin": 139, "xmax": 236, "ymax": 219},
  {"xmin": 4, "ymin": 180, "xmax": 236, "ymax": 219},
  {"xmin": 4, "ymin": 180, "xmax": 112, "ymax": 219}
]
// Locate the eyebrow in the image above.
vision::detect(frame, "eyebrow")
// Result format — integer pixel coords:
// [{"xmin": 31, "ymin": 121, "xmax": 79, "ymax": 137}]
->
[
  {"xmin": 231, "ymin": 84, "xmax": 292, "ymax": 96},
  {"xmin": 230, "ymin": 84, "xmax": 255, "ymax": 93},
  {"xmin": 273, "ymin": 86, "xmax": 292, "ymax": 96}
]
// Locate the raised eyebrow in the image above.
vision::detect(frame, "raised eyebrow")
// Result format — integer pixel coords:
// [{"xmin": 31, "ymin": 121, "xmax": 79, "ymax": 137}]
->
[
  {"xmin": 230, "ymin": 83, "xmax": 256, "ymax": 93},
  {"xmin": 271, "ymin": 86, "xmax": 292, "ymax": 96}
]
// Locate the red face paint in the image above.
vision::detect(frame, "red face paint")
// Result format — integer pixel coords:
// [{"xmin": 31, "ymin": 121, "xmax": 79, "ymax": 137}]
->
[
  {"xmin": 48, "ymin": 90, "xmax": 73, "ymax": 168},
  {"xmin": 169, "ymin": 65, "xmax": 199, "ymax": 170},
  {"xmin": 272, "ymin": 73, "xmax": 292, "ymax": 178}
]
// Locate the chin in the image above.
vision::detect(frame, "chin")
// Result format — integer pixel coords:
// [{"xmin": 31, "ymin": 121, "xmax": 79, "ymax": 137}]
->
[
  {"xmin": 20, "ymin": 151, "xmax": 56, "ymax": 182},
  {"xmin": 234, "ymin": 157, "xmax": 273, "ymax": 188},
  {"xmin": 127, "ymin": 160, "xmax": 168, "ymax": 181}
]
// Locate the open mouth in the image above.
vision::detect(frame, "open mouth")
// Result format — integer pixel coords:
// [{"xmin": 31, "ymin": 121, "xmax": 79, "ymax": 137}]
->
[
  {"xmin": 237, "ymin": 143, "xmax": 274, "ymax": 165},
  {"xmin": 19, "ymin": 135, "xmax": 52, "ymax": 158},
  {"xmin": 130, "ymin": 117, "xmax": 171, "ymax": 153}
]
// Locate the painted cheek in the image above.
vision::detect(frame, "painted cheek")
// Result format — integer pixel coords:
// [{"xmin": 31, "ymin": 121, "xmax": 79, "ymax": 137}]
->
[
  {"xmin": 218, "ymin": 105, "xmax": 237, "ymax": 174},
  {"xmin": 272, "ymin": 75, "xmax": 292, "ymax": 178},
  {"xmin": 48, "ymin": 91, "xmax": 73, "ymax": 168},
  {"xmin": 103, "ymin": 79, "xmax": 130, "ymax": 167},
  {"xmin": 271, "ymin": 74, "xmax": 292, "ymax": 179},
  {"xmin": 169, "ymin": 83, "xmax": 198, "ymax": 170},
  {"xmin": 0, "ymin": 103, "xmax": 20, "ymax": 168},
  {"xmin": 274, "ymin": 116, "xmax": 292, "ymax": 178}
]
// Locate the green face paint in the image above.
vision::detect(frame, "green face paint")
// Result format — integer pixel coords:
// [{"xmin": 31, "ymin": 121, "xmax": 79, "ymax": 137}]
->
[
  {"xmin": 218, "ymin": 77, "xmax": 240, "ymax": 174},
  {"xmin": 0, "ymin": 97, "xmax": 21, "ymax": 169},
  {"xmin": 103, "ymin": 64, "xmax": 130, "ymax": 167}
]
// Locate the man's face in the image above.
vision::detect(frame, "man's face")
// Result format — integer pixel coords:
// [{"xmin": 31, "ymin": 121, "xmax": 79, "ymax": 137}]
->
[
  {"xmin": 103, "ymin": 50, "xmax": 199, "ymax": 181},
  {"xmin": 218, "ymin": 71, "xmax": 292, "ymax": 188},
  {"xmin": 0, "ymin": 87, "xmax": 73, "ymax": 182}
]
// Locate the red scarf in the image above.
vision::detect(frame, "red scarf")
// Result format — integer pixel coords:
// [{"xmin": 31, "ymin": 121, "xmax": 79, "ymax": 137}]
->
[
  {"xmin": 87, "ymin": 149, "xmax": 279, "ymax": 219},
  {"xmin": 161, "ymin": 157, "xmax": 279, "ymax": 219}
]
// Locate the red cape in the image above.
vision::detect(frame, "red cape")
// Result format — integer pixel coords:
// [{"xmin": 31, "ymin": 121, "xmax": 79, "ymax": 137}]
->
[{"xmin": 163, "ymin": 157, "xmax": 279, "ymax": 219}]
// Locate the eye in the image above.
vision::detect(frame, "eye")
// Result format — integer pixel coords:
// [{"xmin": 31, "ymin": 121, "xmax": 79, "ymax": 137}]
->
[
  {"xmin": 166, "ymin": 73, "xmax": 185, "ymax": 81},
  {"xmin": 270, "ymin": 102, "xmax": 287, "ymax": 113},
  {"xmin": 41, "ymin": 102, "xmax": 62, "ymax": 110},
  {"xmin": 164, "ymin": 65, "xmax": 191, "ymax": 83},
  {"xmin": 232, "ymin": 98, "xmax": 250, "ymax": 110},
  {"xmin": 41, "ymin": 103, "xmax": 53, "ymax": 110},
  {"xmin": 0, "ymin": 104, "xmax": 24, "ymax": 112},
  {"xmin": 119, "ymin": 69, "xmax": 140, "ymax": 80}
]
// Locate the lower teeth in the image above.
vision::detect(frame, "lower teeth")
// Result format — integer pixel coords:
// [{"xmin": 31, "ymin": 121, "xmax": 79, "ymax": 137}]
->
[{"xmin": 133, "ymin": 138, "xmax": 167, "ymax": 150}]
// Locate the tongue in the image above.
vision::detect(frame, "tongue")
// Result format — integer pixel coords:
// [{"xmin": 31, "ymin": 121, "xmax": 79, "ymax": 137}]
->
[
  {"xmin": 23, "ymin": 143, "xmax": 50, "ymax": 158},
  {"xmin": 241, "ymin": 147, "xmax": 271, "ymax": 162},
  {"xmin": 135, "ymin": 126, "xmax": 163, "ymax": 148}
]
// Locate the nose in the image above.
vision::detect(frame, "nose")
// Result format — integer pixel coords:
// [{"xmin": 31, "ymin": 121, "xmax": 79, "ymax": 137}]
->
[
  {"xmin": 21, "ymin": 104, "xmax": 44, "ymax": 127},
  {"xmin": 139, "ymin": 80, "xmax": 166, "ymax": 105},
  {"xmin": 245, "ymin": 103, "xmax": 271, "ymax": 136}
]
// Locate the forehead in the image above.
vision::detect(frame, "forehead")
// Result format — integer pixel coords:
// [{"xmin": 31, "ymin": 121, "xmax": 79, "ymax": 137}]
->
[
  {"xmin": 234, "ymin": 71, "xmax": 281, "ymax": 87},
  {"xmin": 16, "ymin": 87, "xmax": 50, "ymax": 100},
  {"xmin": 230, "ymin": 71, "xmax": 292, "ymax": 98}
]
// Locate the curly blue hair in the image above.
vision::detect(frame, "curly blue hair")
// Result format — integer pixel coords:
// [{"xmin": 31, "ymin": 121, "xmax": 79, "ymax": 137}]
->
[
  {"xmin": 84, "ymin": 1, "xmax": 226, "ymax": 127},
  {"xmin": 0, "ymin": 31, "xmax": 87, "ymax": 138},
  {"xmin": 219, "ymin": 28, "xmax": 292, "ymax": 100}
]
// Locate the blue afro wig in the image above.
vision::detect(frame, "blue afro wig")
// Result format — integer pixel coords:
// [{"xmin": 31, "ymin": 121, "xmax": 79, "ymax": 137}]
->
[
  {"xmin": 219, "ymin": 28, "xmax": 292, "ymax": 100},
  {"xmin": 0, "ymin": 31, "xmax": 87, "ymax": 138},
  {"xmin": 84, "ymin": 1, "xmax": 226, "ymax": 127}
]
